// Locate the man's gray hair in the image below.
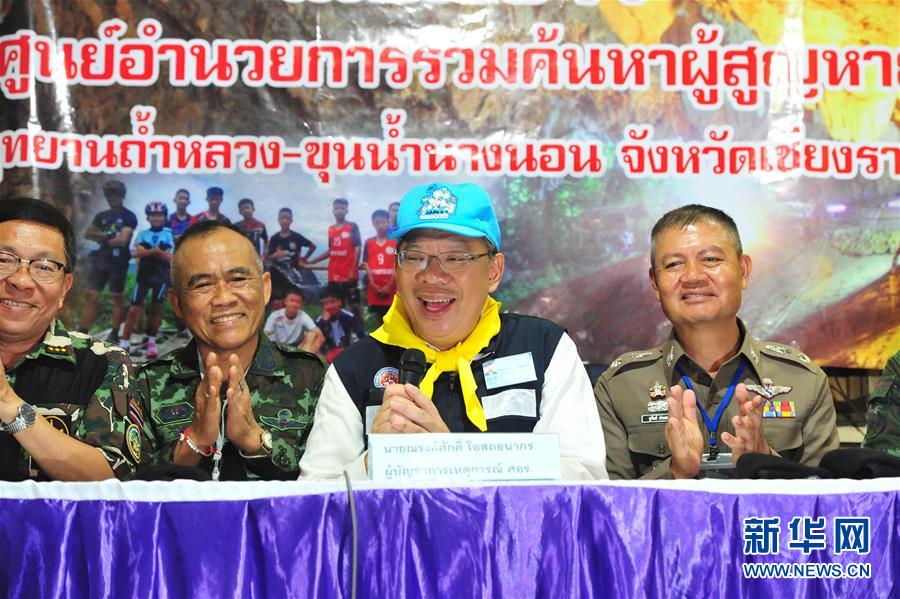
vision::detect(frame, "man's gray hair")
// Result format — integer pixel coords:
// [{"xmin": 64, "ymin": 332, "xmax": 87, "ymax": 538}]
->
[
  {"xmin": 170, "ymin": 220, "xmax": 264, "ymax": 289},
  {"xmin": 650, "ymin": 204, "xmax": 742, "ymax": 268}
]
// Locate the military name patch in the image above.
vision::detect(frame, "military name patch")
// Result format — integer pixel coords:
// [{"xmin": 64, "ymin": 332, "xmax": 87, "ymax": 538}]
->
[
  {"xmin": 126, "ymin": 424, "xmax": 141, "ymax": 462},
  {"xmin": 155, "ymin": 402, "xmax": 194, "ymax": 425},
  {"xmin": 641, "ymin": 414, "xmax": 669, "ymax": 424},
  {"xmin": 373, "ymin": 367, "xmax": 399, "ymax": 389},
  {"xmin": 762, "ymin": 399, "xmax": 796, "ymax": 418}
]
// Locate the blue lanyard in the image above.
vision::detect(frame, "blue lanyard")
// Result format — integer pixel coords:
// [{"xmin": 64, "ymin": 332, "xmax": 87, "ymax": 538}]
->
[{"xmin": 675, "ymin": 360, "xmax": 745, "ymax": 456}]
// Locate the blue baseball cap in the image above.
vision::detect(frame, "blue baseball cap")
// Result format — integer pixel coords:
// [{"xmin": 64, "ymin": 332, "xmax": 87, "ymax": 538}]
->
[{"xmin": 390, "ymin": 182, "xmax": 501, "ymax": 250}]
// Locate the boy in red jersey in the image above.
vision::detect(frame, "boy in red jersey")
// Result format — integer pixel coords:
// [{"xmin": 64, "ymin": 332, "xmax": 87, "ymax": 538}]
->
[
  {"xmin": 310, "ymin": 198, "xmax": 362, "ymax": 319},
  {"xmin": 361, "ymin": 209, "xmax": 397, "ymax": 324}
]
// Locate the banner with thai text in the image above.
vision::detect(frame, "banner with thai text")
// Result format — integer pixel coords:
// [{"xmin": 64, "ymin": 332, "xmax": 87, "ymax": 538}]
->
[{"xmin": 1, "ymin": 0, "xmax": 897, "ymax": 368}]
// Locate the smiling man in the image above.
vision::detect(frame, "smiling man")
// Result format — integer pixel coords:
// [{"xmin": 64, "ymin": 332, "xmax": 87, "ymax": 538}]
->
[
  {"xmin": 299, "ymin": 182, "xmax": 607, "ymax": 480},
  {"xmin": 0, "ymin": 198, "xmax": 141, "ymax": 481},
  {"xmin": 139, "ymin": 221, "xmax": 325, "ymax": 480},
  {"xmin": 595, "ymin": 204, "xmax": 838, "ymax": 479}
]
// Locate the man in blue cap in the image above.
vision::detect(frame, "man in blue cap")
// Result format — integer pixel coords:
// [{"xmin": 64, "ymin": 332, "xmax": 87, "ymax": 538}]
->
[{"xmin": 299, "ymin": 182, "xmax": 607, "ymax": 480}]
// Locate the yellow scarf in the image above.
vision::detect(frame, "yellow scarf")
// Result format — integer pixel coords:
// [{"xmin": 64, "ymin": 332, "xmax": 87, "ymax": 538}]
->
[{"xmin": 371, "ymin": 295, "xmax": 502, "ymax": 431}]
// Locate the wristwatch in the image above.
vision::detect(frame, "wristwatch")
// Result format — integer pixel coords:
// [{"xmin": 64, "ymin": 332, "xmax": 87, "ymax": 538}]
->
[
  {"xmin": 3, "ymin": 402, "xmax": 37, "ymax": 435},
  {"xmin": 260, "ymin": 430, "xmax": 273, "ymax": 454}
]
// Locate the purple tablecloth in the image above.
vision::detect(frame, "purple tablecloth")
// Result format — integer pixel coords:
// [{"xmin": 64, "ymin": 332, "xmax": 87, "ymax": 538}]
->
[{"xmin": 1, "ymin": 479, "xmax": 897, "ymax": 598}]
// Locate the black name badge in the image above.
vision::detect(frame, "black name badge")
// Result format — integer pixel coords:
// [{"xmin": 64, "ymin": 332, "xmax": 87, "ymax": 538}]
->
[{"xmin": 641, "ymin": 413, "xmax": 669, "ymax": 424}]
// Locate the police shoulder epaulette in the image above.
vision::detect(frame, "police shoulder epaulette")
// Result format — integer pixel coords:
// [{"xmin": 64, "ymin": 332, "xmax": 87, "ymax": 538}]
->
[
  {"xmin": 603, "ymin": 347, "xmax": 663, "ymax": 377},
  {"xmin": 759, "ymin": 341, "xmax": 818, "ymax": 373}
]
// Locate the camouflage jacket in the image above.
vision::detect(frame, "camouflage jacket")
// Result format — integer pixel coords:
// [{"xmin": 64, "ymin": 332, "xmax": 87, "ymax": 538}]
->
[
  {"xmin": 0, "ymin": 319, "xmax": 142, "ymax": 481},
  {"xmin": 862, "ymin": 351, "xmax": 900, "ymax": 457},
  {"xmin": 138, "ymin": 333, "xmax": 324, "ymax": 480}
]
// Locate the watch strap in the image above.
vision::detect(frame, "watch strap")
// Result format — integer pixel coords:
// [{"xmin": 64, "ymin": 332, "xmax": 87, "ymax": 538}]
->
[{"xmin": 4, "ymin": 403, "xmax": 36, "ymax": 435}]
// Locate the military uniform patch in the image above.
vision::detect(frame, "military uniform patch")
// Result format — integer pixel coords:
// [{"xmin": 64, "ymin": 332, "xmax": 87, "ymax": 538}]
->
[
  {"xmin": 762, "ymin": 399, "xmax": 796, "ymax": 418},
  {"xmin": 765, "ymin": 344, "xmax": 790, "ymax": 355},
  {"xmin": 648, "ymin": 381, "xmax": 667, "ymax": 399},
  {"xmin": 156, "ymin": 402, "xmax": 194, "ymax": 425},
  {"xmin": 746, "ymin": 378, "xmax": 792, "ymax": 399},
  {"xmin": 631, "ymin": 351, "xmax": 654, "ymax": 360},
  {"xmin": 666, "ymin": 345, "xmax": 674, "ymax": 368},
  {"xmin": 647, "ymin": 400, "xmax": 669, "ymax": 413},
  {"xmin": 43, "ymin": 414, "xmax": 71, "ymax": 436},
  {"xmin": 128, "ymin": 398, "xmax": 145, "ymax": 428},
  {"xmin": 260, "ymin": 408, "xmax": 305, "ymax": 431},
  {"xmin": 126, "ymin": 424, "xmax": 142, "ymax": 462}
]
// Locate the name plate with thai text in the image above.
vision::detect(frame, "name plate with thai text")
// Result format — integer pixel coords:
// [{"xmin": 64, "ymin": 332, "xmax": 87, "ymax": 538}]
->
[{"xmin": 368, "ymin": 433, "xmax": 561, "ymax": 482}]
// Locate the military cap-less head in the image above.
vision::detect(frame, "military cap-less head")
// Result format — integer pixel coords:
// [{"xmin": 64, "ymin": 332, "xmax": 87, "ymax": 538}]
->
[
  {"xmin": 102, "ymin": 180, "xmax": 126, "ymax": 194},
  {"xmin": 390, "ymin": 182, "xmax": 501, "ymax": 250}
]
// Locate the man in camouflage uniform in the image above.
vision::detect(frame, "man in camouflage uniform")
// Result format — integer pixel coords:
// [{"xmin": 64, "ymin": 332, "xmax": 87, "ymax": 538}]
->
[
  {"xmin": 0, "ymin": 198, "xmax": 141, "ymax": 481},
  {"xmin": 140, "ymin": 221, "xmax": 324, "ymax": 480},
  {"xmin": 595, "ymin": 204, "xmax": 838, "ymax": 479},
  {"xmin": 862, "ymin": 351, "xmax": 900, "ymax": 457}
]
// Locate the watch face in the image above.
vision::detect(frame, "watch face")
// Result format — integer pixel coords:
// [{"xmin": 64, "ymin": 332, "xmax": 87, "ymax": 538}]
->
[
  {"xmin": 4, "ymin": 403, "xmax": 37, "ymax": 434},
  {"xmin": 261, "ymin": 431, "xmax": 273, "ymax": 451},
  {"xmin": 20, "ymin": 403, "xmax": 37, "ymax": 424}
]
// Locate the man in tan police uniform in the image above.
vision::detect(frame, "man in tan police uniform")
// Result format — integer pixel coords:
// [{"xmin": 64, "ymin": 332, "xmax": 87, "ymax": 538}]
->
[{"xmin": 595, "ymin": 204, "xmax": 838, "ymax": 479}]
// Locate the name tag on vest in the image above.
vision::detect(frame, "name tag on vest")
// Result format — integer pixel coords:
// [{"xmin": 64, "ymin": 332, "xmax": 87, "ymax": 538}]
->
[
  {"xmin": 482, "ymin": 389, "xmax": 537, "ymax": 420},
  {"xmin": 482, "ymin": 352, "xmax": 537, "ymax": 390},
  {"xmin": 368, "ymin": 433, "xmax": 561, "ymax": 482}
]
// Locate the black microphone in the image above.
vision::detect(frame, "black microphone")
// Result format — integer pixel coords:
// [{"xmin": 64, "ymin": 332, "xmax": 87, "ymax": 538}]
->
[
  {"xmin": 818, "ymin": 448, "xmax": 900, "ymax": 479},
  {"xmin": 399, "ymin": 348, "xmax": 428, "ymax": 386},
  {"xmin": 735, "ymin": 453, "xmax": 830, "ymax": 479}
]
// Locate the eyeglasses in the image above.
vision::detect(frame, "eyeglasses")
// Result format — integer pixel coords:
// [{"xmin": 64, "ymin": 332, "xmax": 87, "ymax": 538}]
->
[
  {"xmin": 0, "ymin": 251, "xmax": 68, "ymax": 284},
  {"xmin": 396, "ymin": 249, "xmax": 493, "ymax": 273}
]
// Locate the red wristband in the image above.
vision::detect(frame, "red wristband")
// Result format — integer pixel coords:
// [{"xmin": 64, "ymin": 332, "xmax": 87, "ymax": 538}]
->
[{"xmin": 179, "ymin": 428, "xmax": 213, "ymax": 457}]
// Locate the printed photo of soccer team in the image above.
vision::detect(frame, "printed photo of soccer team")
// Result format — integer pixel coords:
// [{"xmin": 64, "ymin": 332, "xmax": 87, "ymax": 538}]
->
[{"xmin": 70, "ymin": 177, "xmax": 413, "ymax": 364}]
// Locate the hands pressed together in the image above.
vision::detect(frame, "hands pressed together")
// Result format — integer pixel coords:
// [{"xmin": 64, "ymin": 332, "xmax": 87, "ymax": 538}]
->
[
  {"xmin": 179, "ymin": 353, "xmax": 264, "ymax": 460},
  {"xmin": 371, "ymin": 383, "xmax": 449, "ymax": 434}
]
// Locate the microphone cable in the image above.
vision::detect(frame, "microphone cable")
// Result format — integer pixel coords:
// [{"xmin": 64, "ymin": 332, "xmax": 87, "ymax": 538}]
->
[{"xmin": 343, "ymin": 469, "xmax": 358, "ymax": 599}]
